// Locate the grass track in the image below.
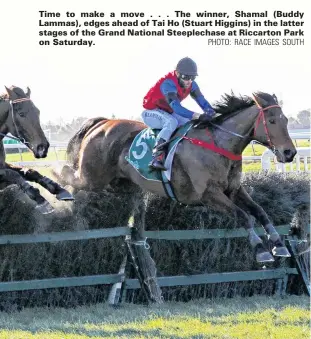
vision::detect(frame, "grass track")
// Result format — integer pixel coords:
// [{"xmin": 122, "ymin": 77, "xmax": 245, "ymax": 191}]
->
[{"xmin": 0, "ymin": 295, "xmax": 309, "ymax": 338}]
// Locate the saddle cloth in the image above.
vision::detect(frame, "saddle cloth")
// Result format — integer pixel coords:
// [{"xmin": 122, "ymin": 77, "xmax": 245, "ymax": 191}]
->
[{"xmin": 126, "ymin": 122, "xmax": 193, "ymax": 183}]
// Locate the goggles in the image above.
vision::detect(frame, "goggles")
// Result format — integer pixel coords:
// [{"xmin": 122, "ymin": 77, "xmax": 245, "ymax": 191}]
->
[{"xmin": 179, "ymin": 74, "xmax": 196, "ymax": 81}]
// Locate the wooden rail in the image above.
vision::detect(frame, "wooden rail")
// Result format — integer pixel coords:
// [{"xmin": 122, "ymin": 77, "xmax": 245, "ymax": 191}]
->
[{"xmin": 0, "ymin": 224, "xmax": 308, "ymax": 304}]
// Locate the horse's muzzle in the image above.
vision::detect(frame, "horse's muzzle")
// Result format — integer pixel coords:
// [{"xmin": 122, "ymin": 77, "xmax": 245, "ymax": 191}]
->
[
  {"xmin": 34, "ymin": 143, "xmax": 49, "ymax": 158},
  {"xmin": 277, "ymin": 148, "xmax": 297, "ymax": 163},
  {"xmin": 284, "ymin": 148, "xmax": 297, "ymax": 162}
]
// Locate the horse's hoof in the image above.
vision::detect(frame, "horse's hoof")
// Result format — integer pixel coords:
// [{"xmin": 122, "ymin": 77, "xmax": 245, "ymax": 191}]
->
[
  {"xmin": 256, "ymin": 251, "xmax": 275, "ymax": 263},
  {"xmin": 56, "ymin": 190, "xmax": 75, "ymax": 201},
  {"xmin": 272, "ymin": 246, "xmax": 291, "ymax": 257},
  {"xmin": 35, "ymin": 201, "xmax": 55, "ymax": 214}
]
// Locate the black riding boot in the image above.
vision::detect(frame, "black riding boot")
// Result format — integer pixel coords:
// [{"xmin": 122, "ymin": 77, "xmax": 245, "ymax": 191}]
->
[{"xmin": 149, "ymin": 138, "xmax": 167, "ymax": 171}]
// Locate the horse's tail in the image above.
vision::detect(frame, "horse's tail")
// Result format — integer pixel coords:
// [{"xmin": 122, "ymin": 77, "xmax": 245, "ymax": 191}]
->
[
  {"xmin": 67, "ymin": 117, "xmax": 109, "ymax": 169},
  {"xmin": 51, "ymin": 117, "xmax": 109, "ymax": 188}
]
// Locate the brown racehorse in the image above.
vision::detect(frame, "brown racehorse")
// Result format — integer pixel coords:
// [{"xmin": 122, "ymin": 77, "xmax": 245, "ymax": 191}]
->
[
  {"xmin": 0, "ymin": 86, "xmax": 73, "ymax": 214},
  {"xmin": 57, "ymin": 92, "xmax": 297, "ymax": 263}
]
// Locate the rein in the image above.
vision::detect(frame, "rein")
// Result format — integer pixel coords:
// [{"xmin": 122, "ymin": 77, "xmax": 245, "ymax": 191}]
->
[
  {"xmin": 185, "ymin": 98, "xmax": 280, "ymax": 161},
  {"xmin": 183, "ymin": 134, "xmax": 242, "ymax": 161},
  {"xmin": 209, "ymin": 121, "xmax": 245, "ymax": 139}
]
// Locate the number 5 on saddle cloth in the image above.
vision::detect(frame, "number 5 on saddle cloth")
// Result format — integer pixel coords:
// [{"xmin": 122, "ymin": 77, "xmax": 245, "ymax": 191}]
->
[{"xmin": 126, "ymin": 122, "xmax": 193, "ymax": 201}]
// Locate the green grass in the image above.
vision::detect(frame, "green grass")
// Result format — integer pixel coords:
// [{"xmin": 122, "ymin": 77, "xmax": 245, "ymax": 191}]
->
[
  {"xmin": 5, "ymin": 139, "xmax": 310, "ymax": 175},
  {"xmin": 242, "ymin": 140, "xmax": 310, "ymax": 156},
  {"xmin": 5, "ymin": 150, "xmax": 67, "ymax": 162},
  {"xmin": 0, "ymin": 296, "xmax": 309, "ymax": 338}
]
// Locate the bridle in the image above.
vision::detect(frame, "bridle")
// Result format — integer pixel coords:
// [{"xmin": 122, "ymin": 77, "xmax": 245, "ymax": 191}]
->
[
  {"xmin": 0, "ymin": 97, "xmax": 32, "ymax": 147},
  {"xmin": 252, "ymin": 96, "xmax": 280, "ymax": 153},
  {"xmin": 208, "ymin": 96, "xmax": 281, "ymax": 154}
]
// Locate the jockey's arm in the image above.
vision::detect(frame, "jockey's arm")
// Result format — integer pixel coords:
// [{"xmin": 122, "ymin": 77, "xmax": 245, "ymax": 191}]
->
[
  {"xmin": 190, "ymin": 81, "xmax": 213, "ymax": 112},
  {"xmin": 160, "ymin": 80, "xmax": 195, "ymax": 119}
]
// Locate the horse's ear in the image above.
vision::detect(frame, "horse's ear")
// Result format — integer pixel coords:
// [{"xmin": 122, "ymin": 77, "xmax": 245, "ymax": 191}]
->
[
  {"xmin": 252, "ymin": 93, "xmax": 267, "ymax": 108},
  {"xmin": 272, "ymin": 93, "xmax": 278, "ymax": 104},
  {"xmin": 252, "ymin": 93, "xmax": 260, "ymax": 108},
  {"xmin": 4, "ymin": 86, "xmax": 14, "ymax": 99},
  {"xmin": 26, "ymin": 87, "xmax": 31, "ymax": 98}
]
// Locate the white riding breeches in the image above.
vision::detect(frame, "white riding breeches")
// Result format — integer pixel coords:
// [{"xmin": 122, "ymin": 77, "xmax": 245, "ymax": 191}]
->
[{"xmin": 141, "ymin": 108, "xmax": 190, "ymax": 142}]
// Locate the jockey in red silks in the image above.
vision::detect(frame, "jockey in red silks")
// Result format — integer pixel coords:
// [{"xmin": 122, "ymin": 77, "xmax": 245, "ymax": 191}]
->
[{"xmin": 142, "ymin": 57, "xmax": 215, "ymax": 170}]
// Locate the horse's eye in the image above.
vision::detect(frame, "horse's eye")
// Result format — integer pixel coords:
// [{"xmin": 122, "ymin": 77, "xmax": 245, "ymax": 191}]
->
[
  {"xmin": 18, "ymin": 112, "xmax": 26, "ymax": 117},
  {"xmin": 269, "ymin": 119, "xmax": 275, "ymax": 124}
]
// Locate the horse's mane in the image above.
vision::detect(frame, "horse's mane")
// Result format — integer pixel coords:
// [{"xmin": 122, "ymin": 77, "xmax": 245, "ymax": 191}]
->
[
  {"xmin": 0, "ymin": 86, "xmax": 26, "ymax": 100},
  {"xmin": 214, "ymin": 92, "xmax": 254, "ymax": 115},
  {"xmin": 210, "ymin": 91, "xmax": 277, "ymax": 123}
]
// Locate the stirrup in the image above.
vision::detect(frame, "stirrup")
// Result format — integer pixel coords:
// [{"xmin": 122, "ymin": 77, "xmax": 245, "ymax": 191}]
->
[{"xmin": 148, "ymin": 156, "xmax": 167, "ymax": 171}]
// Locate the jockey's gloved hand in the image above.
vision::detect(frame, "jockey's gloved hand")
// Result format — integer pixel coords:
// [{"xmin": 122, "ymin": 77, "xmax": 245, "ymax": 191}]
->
[
  {"xmin": 198, "ymin": 113, "xmax": 213, "ymax": 122},
  {"xmin": 191, "ymin": 112, "xmax": 202, "ymax": 120},
  {"xmin": 192, "ymin": 110, "xmax": 215, "ymax": 122},
  {"xmin": 204, "ymin": 107, "xmax": 216, "ymax": 117}
]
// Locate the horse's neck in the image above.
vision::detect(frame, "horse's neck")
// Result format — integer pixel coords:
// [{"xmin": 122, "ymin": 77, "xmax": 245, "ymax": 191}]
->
[
  {"xmin": 0, "ymin": 101, "xmax": 9, "ymax": 136},
  {"xmin": 0, "ymin": 104, "xmax": 5, "ymax": 166},
  {"xmin": 214, "ymin": 105, "xmax": 258, "ymax": 155},
  {"xmin": 0, "ymin": 100, "xmax": 9, "ymax": 127}
]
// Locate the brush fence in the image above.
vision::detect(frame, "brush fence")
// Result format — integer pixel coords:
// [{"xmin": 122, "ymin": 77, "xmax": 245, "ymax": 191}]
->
[{"xmin": 0, "ymin": 224, "xmax": 308, "ymax": 304}]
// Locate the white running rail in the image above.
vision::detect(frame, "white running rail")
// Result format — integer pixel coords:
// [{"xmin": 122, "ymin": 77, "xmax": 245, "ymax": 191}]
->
[
  {"xmin": 3, "ymin": 134, "xmax": 310, "ymax": 172},
  {"xmin": 261, "ymin": 147, "xmax": 310, "ymax": 173}
]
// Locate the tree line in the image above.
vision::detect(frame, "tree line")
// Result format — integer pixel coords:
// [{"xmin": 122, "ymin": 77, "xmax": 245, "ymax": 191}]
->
[{"xmin": 41, "ymin": 108, "xmax": 310, "ymax": 143}]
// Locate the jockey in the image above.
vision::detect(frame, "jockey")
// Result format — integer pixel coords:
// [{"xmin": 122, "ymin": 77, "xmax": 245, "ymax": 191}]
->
[{"xmin": 142, "ymin": 57, "xmax": 216, "ymax": 170}]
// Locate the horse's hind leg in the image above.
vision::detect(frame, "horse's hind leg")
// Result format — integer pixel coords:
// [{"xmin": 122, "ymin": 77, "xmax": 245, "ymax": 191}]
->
[
  {"xmin": 0, "ymin": 169, "xmax": 54, "ymax": 214},
  {"xmin": 51, "ymin": 164, "xmax": 82, "ymax": 195},
  {"xmin": 5, "ymin": 163, "xmax": 74, "ymax": 201},
  {"xmin": 231, "ymin": 186, "xmax": 291, "ymax": 258},
  {"xmin": 77, "ymin": 139, "xmax": 117, "ymax": 192},
  {"xmin": 202, "ymin": 189, "xmax": 274, "ymax": 263},
  {"xmin": 79, "ymin": 165, "xmax": 116, "ymax": 192}
]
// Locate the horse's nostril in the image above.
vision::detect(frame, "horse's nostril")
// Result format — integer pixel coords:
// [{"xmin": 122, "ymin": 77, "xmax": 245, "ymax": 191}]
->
[
  {"xmin": 284, "ymin": 149, "xmax": 292, "ymax": 156},
  {"xmin": 36, "ymin": 144, "xmax": 47, "ymax": 156}
]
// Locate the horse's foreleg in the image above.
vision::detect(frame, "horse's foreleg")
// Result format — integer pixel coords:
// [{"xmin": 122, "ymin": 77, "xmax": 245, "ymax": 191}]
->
[
  {"xmin": 231, "ymin": 186, "xmax": 290, "ymax": 258},
  {"xmin": 6, "ymin": 163, "xmax": 74, "ymax": 201},
  {"xmin": 0, "ymin": 168, "xmax": 54, "ymax": 214},
  {"xmin": 202, "ymin": 190, "xmax": 274, "ymax": 263}
]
